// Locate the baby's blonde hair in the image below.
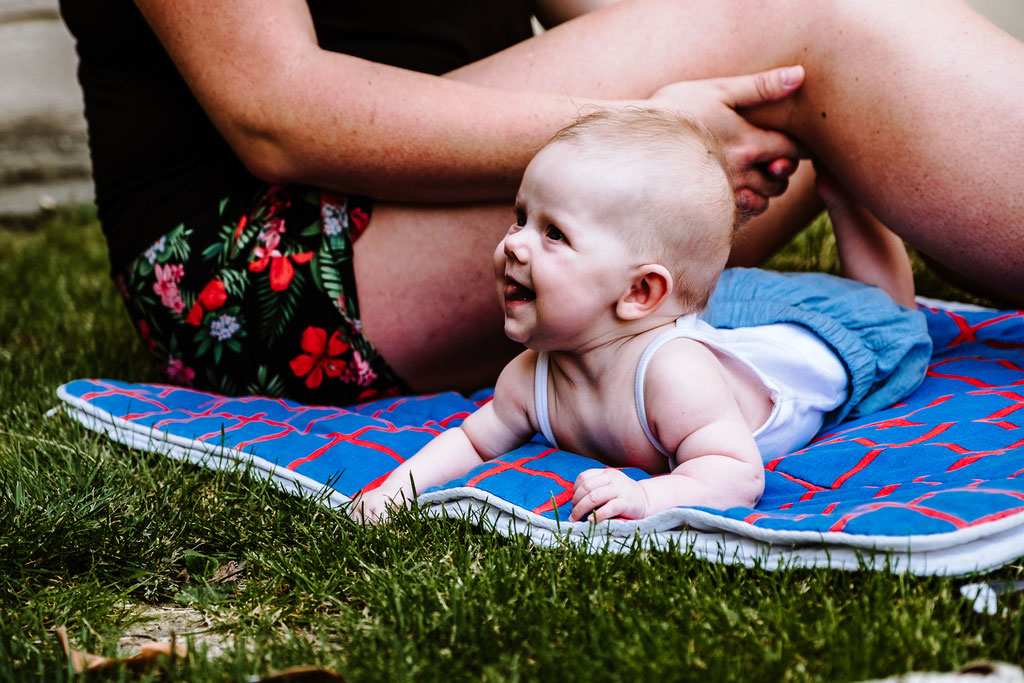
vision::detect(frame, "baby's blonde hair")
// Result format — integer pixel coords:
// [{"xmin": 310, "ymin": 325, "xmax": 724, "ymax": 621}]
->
[{"xmin": 548, "ymin": 108, "xmax": 736, "ymax": 312}]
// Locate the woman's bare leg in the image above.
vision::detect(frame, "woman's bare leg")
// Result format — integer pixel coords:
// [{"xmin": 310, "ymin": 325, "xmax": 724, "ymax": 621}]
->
[
  {"xmin": 358, "ymin": 0, "xmax": 1024, "ymax": 391},
  {"xmin": 357, "ymin": 172, "xmax": 821, "ymax": 394},
  {"xmin": 355, "ymin": 202, "xmax": 520, "ymax": 392},
  {"xmin": 741, "ymin": 0, "xmax": 1024, "ymax": 289},
  {"xmin": 451, "ymin": 0, "xmax": 1024, "ymax": 287}
]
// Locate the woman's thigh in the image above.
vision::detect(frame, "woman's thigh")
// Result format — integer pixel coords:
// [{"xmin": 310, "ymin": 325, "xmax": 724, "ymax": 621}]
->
[
  {"xmin": 354, "ymin": 201, "xmax": 523, "ymax": 393},
  {"xmin": 450, "ymin": 0, "xmax": 1024, "ymax": 289},
  {"xmin": 358, "ymin": 0, "xmax": 1024, "ymax": 391},
  {"xmin": 355, "ymin": 166, "xmax": 822, "ymax": 393}
]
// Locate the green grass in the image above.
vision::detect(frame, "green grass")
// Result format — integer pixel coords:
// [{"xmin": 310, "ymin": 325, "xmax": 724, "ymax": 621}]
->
[{"xmin": 1, "ymin": 208, "xmax": 1021, "ymax": 681}]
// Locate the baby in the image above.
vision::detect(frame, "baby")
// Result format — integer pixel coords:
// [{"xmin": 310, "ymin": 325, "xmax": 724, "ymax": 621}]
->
[{"xmin": 352, "ymin": 108, "xmax": 930, "ymax": 523}]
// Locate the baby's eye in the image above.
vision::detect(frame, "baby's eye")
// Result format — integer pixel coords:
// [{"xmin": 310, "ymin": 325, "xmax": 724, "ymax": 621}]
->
[
  {"xmin": 545, "ymin": 225, "xmax": 566, "ymax": 242},
  {"xmin": 515, "ymin": 209, "xmax": 527, "ymax": 227}
]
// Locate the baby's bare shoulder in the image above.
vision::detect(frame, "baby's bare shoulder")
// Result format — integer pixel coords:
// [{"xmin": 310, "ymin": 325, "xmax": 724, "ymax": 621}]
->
[
  {"xmin": 644, "ymin": 337, "xmax": 724, "ymax": 393},
  {"xmin": 492, "ymin": 350, "xmax": 539, "ymax": 415},
  {"xmin": 642, "ymin": 338, "xmax": 739, "ymax": 441}
]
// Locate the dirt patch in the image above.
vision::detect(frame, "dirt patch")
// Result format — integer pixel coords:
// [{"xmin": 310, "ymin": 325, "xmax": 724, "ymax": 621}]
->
[{"xmin": 118, "ymin": 604, "xmax": 235, "ymax": 659}]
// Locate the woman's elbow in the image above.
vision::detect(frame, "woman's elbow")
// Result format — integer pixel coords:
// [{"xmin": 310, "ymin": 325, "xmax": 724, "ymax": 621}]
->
[
  {"xmin": 212, "ymin": 103, "xmax": 305, "ymax": 184},
  {"xmin": 230, "ymin": 129, "xmax": 302, "ymax": 185}
]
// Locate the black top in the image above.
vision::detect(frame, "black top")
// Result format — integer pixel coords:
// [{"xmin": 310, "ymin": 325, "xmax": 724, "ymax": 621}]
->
[{"xmin": 59, "ymin": 0, "xmax": 534, "ymax": 273}]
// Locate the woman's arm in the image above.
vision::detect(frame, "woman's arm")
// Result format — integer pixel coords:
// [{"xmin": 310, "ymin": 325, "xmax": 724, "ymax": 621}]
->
[
  {"xmin": 133, "ymin": 0, "xmax": 804, "ymax": 207},
  {"xmin": 532, "ymin": 0, "xmax": 622, "ymax": 28},
  {"xmin": 134, "ymin": 0, "xmax": 577, "ymax": 201}
]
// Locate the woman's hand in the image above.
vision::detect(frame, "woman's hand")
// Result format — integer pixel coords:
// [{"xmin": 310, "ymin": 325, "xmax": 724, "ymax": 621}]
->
[{"xmin": 649, "ymin": 65, "xmax": 806, "ymax": 216}]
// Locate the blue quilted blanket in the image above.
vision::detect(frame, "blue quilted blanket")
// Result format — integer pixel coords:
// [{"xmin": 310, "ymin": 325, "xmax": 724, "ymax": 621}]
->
[{"xmin": 57, "ymin": 301, "xmax": 1024, "ymax": 575}]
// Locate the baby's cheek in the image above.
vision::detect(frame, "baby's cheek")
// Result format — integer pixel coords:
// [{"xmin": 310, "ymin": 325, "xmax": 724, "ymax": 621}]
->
[{"xmin": 492, "ymin": 242, "xmax": 506, "ymax": 277}]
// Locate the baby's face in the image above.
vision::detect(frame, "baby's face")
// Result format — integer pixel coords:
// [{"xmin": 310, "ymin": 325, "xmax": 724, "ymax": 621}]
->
[{"xmin": 494, "ymin": 143, "xmax": 642, "ymax": 350}]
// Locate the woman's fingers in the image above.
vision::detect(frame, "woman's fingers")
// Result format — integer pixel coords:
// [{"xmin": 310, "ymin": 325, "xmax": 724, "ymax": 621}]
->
[
  {"xmin": 732, "ymin": 171, "xmax": 791, "ymax": 216},
  {"xmin": 735, "ymin": 189, "xmax": 769, "ymax": 217},
  {"xmin": 727, "ymin": 130, "xmax": 799, "ymax": 215},
  {"xmin": 719, "ymin": 65, "xmax": 805, "ymax": 109},
  {"xmin": 736, "ymin": 129, "xmax": 801, "ymax": 173},
  {"xmin": 728, "ymin": 129, "xmax": 799, "ymax": 191},
  {"xmin": 768, "ymin": 158, "xmax": 797, "ymax": 179},
  {"xmin": 649, "ymin": 73, "xmax": 802, "ymax": 216}
]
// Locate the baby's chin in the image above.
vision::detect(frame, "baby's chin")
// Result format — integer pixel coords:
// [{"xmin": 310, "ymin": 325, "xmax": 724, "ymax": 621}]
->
[
  {"xmin": 505, "ymin": 324, "xmax": 562, "ymax": 353},
  {"xmin": 503, "ymin": 320, "xmax": 530, "ymax": 346}
]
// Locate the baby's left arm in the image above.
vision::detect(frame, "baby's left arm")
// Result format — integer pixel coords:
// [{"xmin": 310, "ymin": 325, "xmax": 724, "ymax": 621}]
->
[{"xmin": 570, "ymin": 343, "xmax": 765, "ymax": 522}]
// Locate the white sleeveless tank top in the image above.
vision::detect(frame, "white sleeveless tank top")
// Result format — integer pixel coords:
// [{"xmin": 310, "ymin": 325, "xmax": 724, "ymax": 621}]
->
[{"xmin": 534, "ymin": 315, "xmax": 848, "ymax": 468}]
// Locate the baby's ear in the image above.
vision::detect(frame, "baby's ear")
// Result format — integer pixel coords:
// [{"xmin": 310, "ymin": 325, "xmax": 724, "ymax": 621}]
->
[{"xmin": 616, "ymin": 265, "xmax": 672, "ymax": 320}]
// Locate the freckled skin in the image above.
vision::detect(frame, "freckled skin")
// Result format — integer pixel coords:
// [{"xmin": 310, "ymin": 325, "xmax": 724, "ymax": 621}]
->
[{"xmin": 348, "ymin": 0, "xmax": 1024, "ymax": 393}]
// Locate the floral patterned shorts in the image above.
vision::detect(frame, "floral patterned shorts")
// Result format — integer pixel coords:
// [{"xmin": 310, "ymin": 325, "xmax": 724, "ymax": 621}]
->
[{"xmin": 116, "ymin": 184, "xmax": 407, "ymax": 404}]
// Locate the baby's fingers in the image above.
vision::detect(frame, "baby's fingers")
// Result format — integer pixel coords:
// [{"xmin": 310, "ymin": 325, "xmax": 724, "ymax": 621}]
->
[
  {"xmin": 569, "ymin": 483, "xmax": 616, "ymax": 522},
  {"xmin": 571, "ymin": 469, "xmax": 610, "ymax": 502},
  {"xmin": 347, "ymin": 494, "xmax": 393, "ymax": 525},
  {"xmin": 590, "ymin": 499, "xmax": 632, "ymax": 524},
  {"xmin": 573, "ymin": 497, "xmax": 602, "ymax": 524}
]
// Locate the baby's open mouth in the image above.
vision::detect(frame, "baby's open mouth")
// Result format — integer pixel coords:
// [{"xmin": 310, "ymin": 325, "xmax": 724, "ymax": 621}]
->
[{"xmin": 504, "ymin": 277, "xmax": 535, "ymax": 302}]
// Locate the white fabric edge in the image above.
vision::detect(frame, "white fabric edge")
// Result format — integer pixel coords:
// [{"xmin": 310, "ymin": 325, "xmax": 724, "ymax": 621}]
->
[
  {"xmin": 416, "ymin": 487, "xmax": 1024, "ymax": 574},
  {"xmin": 419, "ymin": 492, "xmax": 1024, "ymax": 576},
  {"xmin": 915, "ymin": 296, "xmax": 996, "ymax": 312},
  {"xmin": 58, "ymin": 383, "xmax": 1024, "ymax": 575},
  {"xmin": 56, "ymin": 385, "xmax": 351, "ymax": 509}
]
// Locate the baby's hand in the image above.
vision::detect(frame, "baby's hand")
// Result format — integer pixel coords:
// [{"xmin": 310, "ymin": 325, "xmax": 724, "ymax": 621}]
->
[
  {"xmin": 569, "ymin": 469, "xmax": 649, "ymax": 523},
  {"xmin": 347, "ymin": 489, "xmax": 405, "ymax": 524}
]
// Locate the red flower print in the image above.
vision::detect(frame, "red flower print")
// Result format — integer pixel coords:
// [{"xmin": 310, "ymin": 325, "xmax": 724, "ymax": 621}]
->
[
  {"xmin": 166, "ymin": 357, "xmax": 195, "ymax": 386},
  {"xmin": 350, "ymin": 207, "xmax": 369, "ymax": 236},
  {"xmin": 185, "ymin": 305, "xmax": 202, "ymax": 326},
  {"xmin": 115, "ymin": 274, "xmax": 130, "ymax": 301},
  {"xmin": 185, "ymin": 279, "xmax": 228, "ymax": 326},
  {"xmin": 289, "ymin": 326, "xmax": 350, "ymax": 389},
  {"xmin": 270, "ymin": 251, "xmax": 313, "ymax": 291},
  {"xmin": 198, "ymin": 279, "xmax": 228, "ymax": 310},
  {"xmin": 266, "ymin": 186, "xmax": 291, "ymax": 217},
  {"xmin": 347, "ymin": 350, "xmax": 377, "ymax": 387},
  {"xmin": 265, "ymin": 217, "xmax": 286, "ymax": 235},
  {"xmin": 233, "ymin": 215, "xmax": 247, "ymax": 243},
  {"xmin": 357, "ymin": 385, "xmax": 400, "ymax": 402},
  {"xmin": 153, "ymin": 263, "xmax": 185, "ymax": 314},
  {"xmin": 136, "ymin": 319, "xmax": 156, "ymax": 354},
  {"xmin": 248, "ymin": 231, "xmax": 314, "ymax": 291}
]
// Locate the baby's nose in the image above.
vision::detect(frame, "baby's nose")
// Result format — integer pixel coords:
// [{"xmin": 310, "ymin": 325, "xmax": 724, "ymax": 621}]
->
[{"xmin": 503, "ymin": 232, "xmax": 528, "ymax": 262}]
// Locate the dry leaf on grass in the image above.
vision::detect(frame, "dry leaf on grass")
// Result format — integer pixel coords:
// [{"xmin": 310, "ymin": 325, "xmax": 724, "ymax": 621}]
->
[
  {"xmin": 256, "ymin": 666, "xmax": 345, "ymax": 682},
  {"xmin": 56, "ymin": 625, "xmax": 187, "ymax": 673},
  {"xmin": 210, "ymin": 560, "xmax": 246, "ymax": 585}
]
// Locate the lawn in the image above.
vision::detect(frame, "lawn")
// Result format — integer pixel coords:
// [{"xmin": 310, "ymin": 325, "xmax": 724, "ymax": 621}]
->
[{"xmin": 1, "ymin": 207, "xmax": 1021, "ymax": 681}]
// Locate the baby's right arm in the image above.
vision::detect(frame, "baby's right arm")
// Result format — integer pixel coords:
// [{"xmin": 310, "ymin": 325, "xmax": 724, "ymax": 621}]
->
[{"xmin": 349, "ymin": 352, "xmax": 537, "ymax": 523}]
